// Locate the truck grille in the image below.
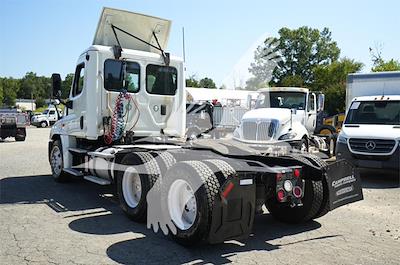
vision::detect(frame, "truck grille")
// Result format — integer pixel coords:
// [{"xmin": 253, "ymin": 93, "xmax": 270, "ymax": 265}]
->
[
  {"xmin": 348, "ymin": 138, "xmax": 397, "ymax": 154},
  {"xmin": 242, "ymin": 120, "xmax": 277, "ymax": 141}
]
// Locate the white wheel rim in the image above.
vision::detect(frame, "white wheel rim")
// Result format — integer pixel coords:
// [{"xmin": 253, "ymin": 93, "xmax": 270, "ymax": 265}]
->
[
  {"xmin": 50, "ymin": 145, "xmax": 62, "ymax": 177},
  {"xmin": 41, "ymin": 122, "xmax": 46, "ymax": 128},
  {"xmin": 168, "ymin": 179, "xmax": 197, "ymax": 231},
  {"xmin": 122, "ymin": 168, "xmax": 142, "ymax": 208}
]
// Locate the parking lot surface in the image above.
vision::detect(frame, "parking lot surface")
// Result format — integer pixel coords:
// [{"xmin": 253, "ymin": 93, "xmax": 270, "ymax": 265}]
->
[{"xmin": 1, "ymin": 127, "xmax": 399, "ymax": 265}]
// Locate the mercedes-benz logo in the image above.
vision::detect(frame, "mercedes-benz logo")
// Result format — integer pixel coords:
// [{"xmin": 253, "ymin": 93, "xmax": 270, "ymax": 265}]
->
[{"xmin": 365, "ymin": 141, "xmax": 376, "ymax": 150}]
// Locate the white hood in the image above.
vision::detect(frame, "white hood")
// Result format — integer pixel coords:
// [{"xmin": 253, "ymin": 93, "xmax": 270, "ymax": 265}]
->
[
  {"xmin": 342, "ymin": 124, "xmax": 400, "ymax": 140},
  {"xmin": 242, "ymin": 108, "xmax": 291, "ymax": 123},
  {"xmin": 93, "ymin": 7, "xmax": 171, "ymax": 53}
]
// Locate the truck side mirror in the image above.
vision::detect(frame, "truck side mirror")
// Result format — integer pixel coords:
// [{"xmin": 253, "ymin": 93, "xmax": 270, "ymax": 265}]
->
[
  {"xmin": 65, "ymin": 100, "xmax": 73, "ymax": 109},
  {"xmin": 317, "ymin": 94, "xmax": 325, "ymax": 112},
  {"xmin": 52, "ymin": 73, "xmax": 62, "ymax": 98}
]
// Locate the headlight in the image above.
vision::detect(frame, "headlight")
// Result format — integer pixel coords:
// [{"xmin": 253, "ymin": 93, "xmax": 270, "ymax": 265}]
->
[
  {"xmin": 337, "ymin": 134, "xmax": 348, "ymax": 144},
  {"xmin": 278, "ymin": 132, "xmax": 297, "ymax": 140}
]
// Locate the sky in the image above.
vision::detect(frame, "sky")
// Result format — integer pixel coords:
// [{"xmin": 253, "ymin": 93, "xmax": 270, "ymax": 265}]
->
[{"xmin": 1, "ymin": 0, "xmax": 399, "ymax": 88}]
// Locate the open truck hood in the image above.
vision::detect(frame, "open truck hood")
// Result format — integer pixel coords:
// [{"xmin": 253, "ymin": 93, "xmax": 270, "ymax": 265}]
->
[{"xmin": 93, "ymin": 7, "xmax": 171, "ymax": 53}]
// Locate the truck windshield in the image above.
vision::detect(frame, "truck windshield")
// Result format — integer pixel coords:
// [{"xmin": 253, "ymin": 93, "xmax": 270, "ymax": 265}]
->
[
  {"xmin": 345, "ymin": 101, "xmax": 400, "ymax": 125},
  {"xmin": 255, "ymin": 92, "xmax": 306, "ymax": 110},
  {"xmin": 43, "ymin": 110, "xmax": 49, "ymax": 114}
]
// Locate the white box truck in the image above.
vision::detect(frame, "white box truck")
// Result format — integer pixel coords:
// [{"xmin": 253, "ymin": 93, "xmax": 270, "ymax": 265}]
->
[{"xmin": 336, "ymin": 72, "xmax": 400, "ymax": 172}]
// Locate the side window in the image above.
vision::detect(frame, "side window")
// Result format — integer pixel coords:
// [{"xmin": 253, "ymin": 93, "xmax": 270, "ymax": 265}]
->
[
  {"xmin": 308, "ymin": 93, "xmax": 315, "ymax": 112},
  {"xmin": 146, "ymin": 64, "xmax": 177, "ymax": 95},
  {"xmin": 104, "ymin": 59, "xmax": 140, "ymax": 93},
  {"xmin": 49, "ymin": 110, "xmax": 55, "ymax": 115},
  {"xmin": 72, "ymin": 63, "xmax": 85, "ymax": 97}
]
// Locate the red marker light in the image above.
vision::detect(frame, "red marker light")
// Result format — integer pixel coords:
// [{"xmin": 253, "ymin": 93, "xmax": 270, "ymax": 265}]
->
[
  {"xmin": 276, "ymin": 172, "xmax": 283, "ymax": 181},
  {"xmin": 293, "ymin": 168, "xmax": 301, "ymax": 178},
  {"xmin": 293, "ymin": 186, "xmax": 302, "ymax": 198},
  {"xmin": 222, "ymin": 182, "xmax": 234, "ymax": 199},
  {"xmin": 277, "ymin": 189, "xmax": 285, "ymax": 202}
]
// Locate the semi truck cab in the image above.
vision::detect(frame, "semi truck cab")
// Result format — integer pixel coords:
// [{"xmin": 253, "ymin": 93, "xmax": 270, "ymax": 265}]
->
[{"xmin": 233, "ymin": 87, "xmax": 327, "ymax": 152}]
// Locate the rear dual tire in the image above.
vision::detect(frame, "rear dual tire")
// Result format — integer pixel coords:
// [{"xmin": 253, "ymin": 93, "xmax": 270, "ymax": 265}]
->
[
  {"xmin": 265, "ymin": 178, "xmax": 324, "ymax": 224},
  {"xmin": 163, "ymin": 160, "xmax": 226, "ymax": 246},
  {"xmin": 117, "ymin": 151, "xmax": 176, "ymax": 222},
  {"xmin": 266, "ymin": 154, "xmax": 330, "ymax": 223}
]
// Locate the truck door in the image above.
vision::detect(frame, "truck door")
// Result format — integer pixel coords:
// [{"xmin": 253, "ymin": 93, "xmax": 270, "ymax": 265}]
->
[
  {"xmin": 48, "ymin": 110, "xmax": 57, "ymax": 124},
  {"xmin": 305, "ymin": 93, "xmax": 317, "ymax": 133},
  {"xmin": 64, "ymin": 61, "xmax": 87, "ymax": 137}
]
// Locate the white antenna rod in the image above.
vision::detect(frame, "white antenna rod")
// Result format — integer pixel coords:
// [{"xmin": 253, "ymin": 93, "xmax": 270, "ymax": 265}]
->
[{"xmin": 182, "ymin": 27, "xmax": 186, "ymax": 63}]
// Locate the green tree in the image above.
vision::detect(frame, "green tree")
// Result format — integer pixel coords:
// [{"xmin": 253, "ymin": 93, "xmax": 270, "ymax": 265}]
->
[
  {"xmin": 372, "ymin": 59, "xmax": 400, "ymax": 72},
  {"xmin": 245, "ymin": 76, "xmax": 269, "ymax": 90},
  {"xmin": 61, "ymin": 73, "xmax": 74, "ymax": 98},
  {"xmin": 281, "ymin": 75, "xmax": 304, "ymax": 87},
  {"xmin": 35, "ymin": 97, "xmax": 46, "ymax": 108},
  {"xmin": 249, "ymin": 27, "xmax": 340, "ymax": 86},
  {"xmin": 185, "ymin": 75, "xmax": 200, "ymax": 88},
  {"xmin": 199, "ymin": 77, "xmax": 216, "ymax": 88},
  {"xmin": 312, "ymin": 58, "xmax": 363, "ymax": 115},
  {"xmin": 1, "ymin": 78, "xmax": 20, "ymax": 106}
]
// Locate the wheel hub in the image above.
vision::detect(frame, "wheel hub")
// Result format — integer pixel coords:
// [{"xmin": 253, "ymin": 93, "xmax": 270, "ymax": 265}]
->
[
  {"xmin": 122, "ymin": 168, "xmax": 142, "ymax": 208},
  {"xmin": 168, "ymin": 179, "xmax": 197, "ymax": 231}
]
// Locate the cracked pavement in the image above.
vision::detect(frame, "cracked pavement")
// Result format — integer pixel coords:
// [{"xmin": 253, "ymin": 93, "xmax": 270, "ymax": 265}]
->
[{"xmin": 1, "ymin": 127, "xmax": 399, "ymax": 265}]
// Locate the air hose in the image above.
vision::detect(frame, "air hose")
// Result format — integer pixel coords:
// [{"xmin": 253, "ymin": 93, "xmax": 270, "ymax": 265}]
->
[{"xmin": 104, "ymin": 90, "xmax": 132, "ymax": 144}]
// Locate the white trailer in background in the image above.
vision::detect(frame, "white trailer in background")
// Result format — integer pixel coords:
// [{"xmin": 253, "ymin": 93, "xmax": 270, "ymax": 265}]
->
[
  {"xmin": 336, "ymin": 71, "xmax": 400, "ymax": 172},
  {"xmin": 345, "ymin": 71, "xmax": 400, "ymax": 111}
]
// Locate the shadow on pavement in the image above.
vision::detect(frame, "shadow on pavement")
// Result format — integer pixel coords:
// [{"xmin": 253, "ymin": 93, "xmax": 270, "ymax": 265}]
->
[
  {"xmin": 359, "ymin": 169, "xmax": 400, "ymax": 189},
  {"xmin": 0, "ymin": 175, "xmax": 116, "ymax": 212},
  {"xmin": 69, "ymin": 211, "xmax": 327, "ymax": 264},
  {"xmin": 0, "ymin": 175, "xmax": 338, "ymax": 264}
]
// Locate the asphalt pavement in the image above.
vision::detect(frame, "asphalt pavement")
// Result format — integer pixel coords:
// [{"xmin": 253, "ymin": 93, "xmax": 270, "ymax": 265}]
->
[{"xmin": 0, "ymin": 127, "xmax": 399, "ymax": 265}]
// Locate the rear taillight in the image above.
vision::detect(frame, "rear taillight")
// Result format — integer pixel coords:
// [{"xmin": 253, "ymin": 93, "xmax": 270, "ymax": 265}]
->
[
  {"xmin": 293, "ymin": 186, "xmax": 302, "ymax": 198},
  {"xmin": 276, "ymin": 172, "xmax": 283, "ymax": 181},
  {"xmin": 277, "ymin": 189, "xmax": 285, "ymax": 202},
  {"xmin": 293, "ymin": 168, "xmax": 301, "ymax": 178}
]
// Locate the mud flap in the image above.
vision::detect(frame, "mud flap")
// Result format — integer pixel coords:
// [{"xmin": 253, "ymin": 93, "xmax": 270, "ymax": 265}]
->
[
  {"xmin": 326, "ymin": 159, "xmax": 363, "ymax": 210},
  {"xmin": 208, "ymin": 175, "xmax": 256, "ymax": 244}
]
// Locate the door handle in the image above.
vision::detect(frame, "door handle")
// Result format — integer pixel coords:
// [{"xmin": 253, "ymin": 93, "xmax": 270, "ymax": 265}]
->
[{"xmin": 161, "ymin": 105, "xmax": 166, "ymax": 116}]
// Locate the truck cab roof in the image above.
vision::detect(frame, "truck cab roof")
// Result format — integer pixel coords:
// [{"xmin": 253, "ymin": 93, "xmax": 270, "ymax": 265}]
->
[
  {"xmin": 258, "ymin": 87, "xmax": 309, "ymax": 93},
  {"xmin": 80, "ymin": 45, "xmax": 183, "ymax": 63}
]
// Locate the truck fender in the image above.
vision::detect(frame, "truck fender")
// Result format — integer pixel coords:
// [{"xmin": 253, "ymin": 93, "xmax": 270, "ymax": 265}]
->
[
  {"xmin": 291, "ymin": 121, "xmax": 309, "ymax": 141},
  {"xmin": 54, "ymin": 135, "xmax": 77, "ymax": 169}
]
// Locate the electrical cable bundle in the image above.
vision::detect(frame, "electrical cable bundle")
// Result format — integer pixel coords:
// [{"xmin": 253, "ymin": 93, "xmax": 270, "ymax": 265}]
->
[{"xmin": 104, "ymin": 90, "xmax": 132, "ymax": 144}]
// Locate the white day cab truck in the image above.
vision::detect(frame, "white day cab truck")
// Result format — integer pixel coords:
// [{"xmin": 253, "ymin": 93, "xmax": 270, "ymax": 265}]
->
[
  {"xmin": 31, "ymin": 106, "xmax": 62, "ymax": 128},
  {"xmin": 233, "ymin": 87, "xmax": 335, "ymax": 156},
  {"xmin": 48, "ymin": 7, "xmax": 363, "ymax": 245},
  {"xmin": 336, "ymin": 71, "xmax": 400, "ymax": 174}
]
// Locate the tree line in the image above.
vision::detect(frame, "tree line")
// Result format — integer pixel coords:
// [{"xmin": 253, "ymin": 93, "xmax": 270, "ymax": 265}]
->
[
  {"xmin": 0, "ymin": 72, "xmax": 74, "ymax": 108},
  {"xmin": 1, "ymin": 26, "xmax": 399, "ymax": 115},
  {"xmin": 245, "ymin": 26, "xmax": 400, "ymax": 115}
]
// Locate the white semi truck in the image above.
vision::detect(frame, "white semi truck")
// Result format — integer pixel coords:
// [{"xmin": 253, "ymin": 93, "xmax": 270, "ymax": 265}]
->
[
  {"xmin": 48, "ymin": 7, "xmax": 363, "ymax": 245},
  {"xmin": 233, "ymin": 87, "xmax": 334, "ymax": 155},
  {"xmin": 31, "ymin": 106, "xmax": 62, "ymax": 128},
  {"xmin": 336, "ymin": 72, "xmax": 400, "ymax": 173}
]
